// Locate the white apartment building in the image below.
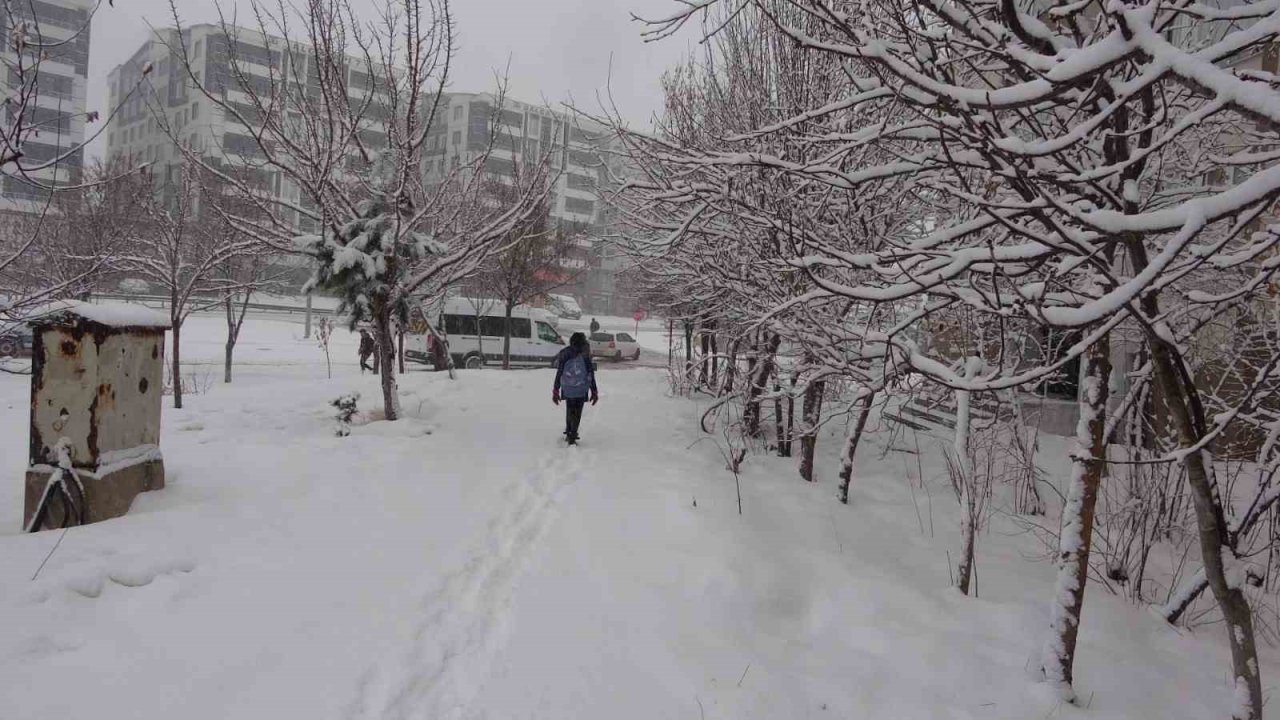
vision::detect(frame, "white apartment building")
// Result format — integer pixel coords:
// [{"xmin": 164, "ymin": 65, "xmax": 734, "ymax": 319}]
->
[
  {"xmin": 108, "ymin": 25, "xmax": 313, "ymax": 233},
  {"xmin": 0, "ymin": 0, "xmax": 93, "ymax": 211},
  {"xmin": 422, "ymin": 92, "xmax": 633, "ymax": 310},
  {"xmin": 107, "ymin": 31, "xmax": 636, "ymax": 309},
  {"xmin": 108, "ymin": 25, "xmax": 397, "ymax": 237}
]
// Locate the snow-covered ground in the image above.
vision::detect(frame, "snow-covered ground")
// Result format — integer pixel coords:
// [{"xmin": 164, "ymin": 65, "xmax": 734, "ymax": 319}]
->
[{"xmin": 0, "ymin": 314, "xmax": 1273, "ymax": 719}]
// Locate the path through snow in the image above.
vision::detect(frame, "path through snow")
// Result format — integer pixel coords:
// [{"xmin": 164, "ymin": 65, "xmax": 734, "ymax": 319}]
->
[
  {"xmin": 350, "ymin": 449, "xmax": 587, "ymax": 720},
  {"xmin": 0, "ymin": 315, "xmax": 1274, "ymax": 720}
]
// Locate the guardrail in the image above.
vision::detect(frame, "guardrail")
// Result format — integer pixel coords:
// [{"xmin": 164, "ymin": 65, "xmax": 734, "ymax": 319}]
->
[{"xmin": 93, "ymin": 293, "xmax": 339, "ymax": 318}]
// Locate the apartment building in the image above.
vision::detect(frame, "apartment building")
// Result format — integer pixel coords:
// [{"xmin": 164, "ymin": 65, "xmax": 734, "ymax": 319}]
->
[
  {"xmin": 107, "ymin": 30, "xmax": 637, "ymax": 310},
  {"xmin": 0, "ymin": 0, "xmax": 93, "ymax": 211},
  {"xmin": 109, "ymin": 26, "xmax": 299, "ymax": 228},
  {"xmin": 421, "ymin": 92, "xmax": 635, "ymax": 312}
]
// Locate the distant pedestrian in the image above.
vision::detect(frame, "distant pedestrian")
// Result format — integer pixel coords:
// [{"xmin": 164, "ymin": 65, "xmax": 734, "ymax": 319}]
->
[
  {"xmin": 428, "ymin": 330, "xmax": 449, "ymax": 371},
  {"xmin": 358, "ymin": 329, "xmax": 375, "ymax": 373},
  {"xmin": 589, "ymin": 317, "xmax": 600, "ymax": 334},
  {"xmin": 552, "ymin": 332, "xmax": 599, "ymax": 445}
]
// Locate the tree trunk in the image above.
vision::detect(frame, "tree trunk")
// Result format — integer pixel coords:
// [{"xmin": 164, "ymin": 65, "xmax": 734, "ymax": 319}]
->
[
  {"xmin": 667, "ymin": 318, "xmax": 674, "ymax": 374},
  {"xmin": 709, "ymin": 326, "xmax": 719, "ymax": 389},
  {"xmin": 721, "ymin": 338, "xmax": 739, "ymax": 396},
  {"xmin": 799, "ymin": 370, "xmax": 826, "ymax": 482},
  {"xmin": 953, "ymin": 359, "xmax": 981, "ymax": 595},
  {"xmin": 838, "ymin": 391, "xmax": 875, "ymax": 504},
  {"xmin": 374, "ymin": 305, "xmax": 399, "ymax": 421},
  {"xmin": 224, "ymin": 338, "xmax": 234, "ymax": 384},
  {"xmin": 398, "ymin": 327, "xmax": 405, "ymax": 375},
  {"xmin": 1126, "ymin": 236, "xmax": 1263, "ymax": 718},
  {"xmin": 743, "ymin": 334, "xmax": 781, "ymax": 438},
  {"xmin": 785, "ymin": 375, "xmax": 796, "ymax": 457},
  {"xmin": 773, "ymin": 379, "xmax": 785, "ymax": 457},
  {"xmin": 303, "ymin": 293, "xmax": 312, "ymax": 339},
  {"xmin": 1149, "ymin": 338, "xmax": 1262, "ymax": 719},
  {"xmin": 699, "ymin": 322, "xmax": 710, "ymax": 388},
  {"xmin": 684, "ymin": 320, "xmax": 694, "ymax": 386},
  {"xmin": 1042, "ymin": 334, "xmax": 1111, "ymax": 701},
  {"xmin": 171, "ymin": 316, "xmax": 183, "ymax": 409},
  {"xmin": 503, "ymin": 301, "xmax": 514, "ymax": 370},
  {"xmin": 224, "ymin": 297, "xmax": 235, "ymax": 384}
]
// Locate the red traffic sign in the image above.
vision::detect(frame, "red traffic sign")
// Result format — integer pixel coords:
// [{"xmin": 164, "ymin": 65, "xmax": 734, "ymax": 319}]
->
[{"xmin": 633, "ymin": 309, "xmax": 647, "ymax": 322}]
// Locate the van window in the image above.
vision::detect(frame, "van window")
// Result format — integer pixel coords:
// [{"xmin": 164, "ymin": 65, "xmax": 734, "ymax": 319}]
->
[
  {"xmin": 479, "ymin": 316, "xmax": 506, "ymax": 337},
  {"xmin": 536, "ymin": 321, "xmax": 560, "ymax": 343},
  {"xmin": 443, "ymin": 313, "xmax": 477, "ymax": 336},
  {"xmin": 479, "ymin": 316, "xmax": 532, "ymax": 338}
]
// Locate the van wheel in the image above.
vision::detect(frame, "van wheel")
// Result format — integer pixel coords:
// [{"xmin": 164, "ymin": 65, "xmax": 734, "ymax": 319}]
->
[
  {"xmin": 0, "ymin": 338, "xmax": 16, "ymax": 356},
  {"xmin": 614, "ymin": 351, "xmax": 623, "ymax": 362},
  {"xmin": 632, "ymin": 349, "xmax": 641, "ymax": 361},
  {"xmin": 464, "ymin": 353, "xmax": 484, "ymax": 369}
]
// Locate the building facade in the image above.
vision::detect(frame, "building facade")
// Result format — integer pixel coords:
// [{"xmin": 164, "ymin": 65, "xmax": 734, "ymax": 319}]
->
[
  {"xmin": 0, "ymin": 0, "xmax": 93, "ymax": 211},
  {"xmin": 107, "ymin": 31, "xmax": 637, "ymax": 311},
  {"xmin": 421, "ymin": 92, "xmax": 636, "ymax": 314},
  {"xmin": 107, "ymin": 25, "xmax": 306, "ymax": 226}
]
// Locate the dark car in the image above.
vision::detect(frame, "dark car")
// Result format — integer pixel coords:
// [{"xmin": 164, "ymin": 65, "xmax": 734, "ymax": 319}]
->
[{"xmin": 0, "ymin": 326, "xmax": 33, "ymax": 357}]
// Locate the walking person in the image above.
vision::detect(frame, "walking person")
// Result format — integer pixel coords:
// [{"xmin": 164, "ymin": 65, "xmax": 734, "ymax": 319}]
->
[
  {"xmin": 589, "ymin": 317, "xmax": 600, "ymax": 335},
  {"xmin": 553, "ymin": 332, "xmax": 599, "ymax": 445},
  {"xmin": 358, "ymin": 328, "xmax": 375, "ymax": 373}
]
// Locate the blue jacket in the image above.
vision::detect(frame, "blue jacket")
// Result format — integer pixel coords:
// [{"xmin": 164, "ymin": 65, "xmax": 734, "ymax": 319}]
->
[{"xmin": 553, "ymin": 346, "xmax": 598, "ymax": 398}]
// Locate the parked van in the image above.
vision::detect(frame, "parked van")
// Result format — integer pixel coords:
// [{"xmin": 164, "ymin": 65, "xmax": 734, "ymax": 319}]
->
[{"xmin": 406, "ymin": 297, "xmax": 565, "ymax": 369}]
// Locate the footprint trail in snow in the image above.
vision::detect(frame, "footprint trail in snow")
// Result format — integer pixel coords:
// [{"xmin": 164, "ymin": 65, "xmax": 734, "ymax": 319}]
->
[{"xmin": 346, "ymin": 448, "xmax": 588, "ymax": 720}]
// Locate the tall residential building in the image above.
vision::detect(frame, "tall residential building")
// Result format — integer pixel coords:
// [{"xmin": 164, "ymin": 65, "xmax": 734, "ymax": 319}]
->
[
  {"xmin": 107, "ymin": 25, "xmax": 305, "ymax": 228},
  {"xmin": 421, "ymin": 92, "xmax": 635, "ymax": 311},
  {"xmin": 0, "ymin": 0, "xmax": 93, "ymax": 211},
  {"xmin": 107, "ymin": 30, "xmax": 636, "ymax": 310}
]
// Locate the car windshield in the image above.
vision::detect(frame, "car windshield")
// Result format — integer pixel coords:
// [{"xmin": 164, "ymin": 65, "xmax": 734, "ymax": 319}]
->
[
  {"xmin": 536, "ymin": 322, "xmax": 560, "ymax": 343},
  {"xmin": 617, "ymin": 333, "xmax": 634, "ymax": 342},
  {"xmin": 590, "ymin": 333, "xmax": 612, "ymax": 342}
]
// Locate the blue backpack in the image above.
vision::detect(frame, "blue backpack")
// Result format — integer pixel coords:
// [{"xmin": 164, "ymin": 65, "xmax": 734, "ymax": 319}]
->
[{"xmin": 561, "ymin": 352, "xmax": 590, "ymax": 397}]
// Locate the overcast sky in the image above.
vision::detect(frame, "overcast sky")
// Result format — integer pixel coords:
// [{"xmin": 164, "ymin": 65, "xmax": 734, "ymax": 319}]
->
[{"xmin": 85, "ymin": 0, "xmax": 695, "ymax": 159}]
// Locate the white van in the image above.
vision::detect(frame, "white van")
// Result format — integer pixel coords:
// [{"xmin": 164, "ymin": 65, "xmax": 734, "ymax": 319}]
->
[{"xmin": 406, "ymin": 297, "xmax": 566, "ymax": 369}]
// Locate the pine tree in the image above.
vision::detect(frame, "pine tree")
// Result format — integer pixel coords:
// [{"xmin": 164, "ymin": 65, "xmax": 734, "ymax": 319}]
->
[{"xmin": 300, "ymin": 157, "xmax": 447, "ymax": 420}]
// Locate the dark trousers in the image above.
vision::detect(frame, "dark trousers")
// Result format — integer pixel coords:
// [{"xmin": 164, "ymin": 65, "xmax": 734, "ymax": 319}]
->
[{"xmin": 564, "ymin": 397, "xmax": 586, "ymax": 438}]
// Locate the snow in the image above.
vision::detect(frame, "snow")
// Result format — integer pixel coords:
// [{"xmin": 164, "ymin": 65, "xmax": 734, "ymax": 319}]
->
[
  {"xmin": 0, "ymin": 314, "xmax": 1273, "ymax": 719},
  {"xmin": 27, "ymin": 300, "xmax": 170, "ymax": 329}
]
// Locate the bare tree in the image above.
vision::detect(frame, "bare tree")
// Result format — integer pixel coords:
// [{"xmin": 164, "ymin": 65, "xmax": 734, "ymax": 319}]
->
[
  {"xmin": 0, "ymin": 159, "xmax": 149, "ymax": 310},
  {"xmin": 475, "ymin": 162, "xmax": 575, "ymax": 369},
  {"xmin": 162, "ymin": 0, "xmax": 553, "ymax": 420},
  {"xmin": 0, "ymin": 0, "xmax": 150, "ymax": 324},
  {"xmin": 219, "ymin": 250, "xmax": 288, "ymax": 383},
  {"xmin": 624, "ymin": 0, "xmax": 1280, "ymax": 713},
  {"xmin": 119, "ymin": 165, "xmax": 258, "ymax": 408}
]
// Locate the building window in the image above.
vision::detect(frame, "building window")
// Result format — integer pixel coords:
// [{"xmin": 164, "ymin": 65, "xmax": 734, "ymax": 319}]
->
[
  {"xmin": 484, "ymin": 157, "xmax": 515, "ymax": 176},
  {"xmin": 453, "ymin": 105, "xmax": 462, "ymax": 121},
  {"xmin": 195, "ymin": 39, "xmax": 202, "ymax": 58},
  {"xmin": 451, "ymin": 130, "xmax": 459, "ymax": 146},
  {"xmin": 191, "ymin": 102, "xmax": 199, "ymax": 119},
  {"xmin": 565, "ymin": 197, "xmax": 595, "ymax": 216}
]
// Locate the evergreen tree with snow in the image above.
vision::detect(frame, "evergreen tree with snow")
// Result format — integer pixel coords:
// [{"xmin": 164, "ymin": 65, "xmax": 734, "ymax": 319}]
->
[{"xmin": 299, "ymin": 154, "xmax": 446, "ymax": 420}]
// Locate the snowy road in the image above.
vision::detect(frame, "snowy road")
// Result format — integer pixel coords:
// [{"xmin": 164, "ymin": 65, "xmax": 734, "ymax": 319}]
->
[{"xmin": 0, "ymin": 315, "xmax": 1273, "ymax": 719}]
